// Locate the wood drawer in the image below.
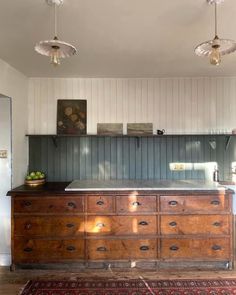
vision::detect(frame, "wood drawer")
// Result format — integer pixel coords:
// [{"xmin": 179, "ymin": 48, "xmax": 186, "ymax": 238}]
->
[
  {"xmin": 14, "ymin": 216, "xmax": 85, "ymax": 237},
  {"xmin": 116, "ymin": 195, "xmax": 157, "ymax": 213},
  {"xmin": 160, "ymin": 238, "xmax": 230, "ymax": 260},
  {"xmin": 87, "ymin": 195, "xmax": 114, "ymax": 213},
  {"xmin": 87, "ymin": 239, "xmax": 157, "ymax": 260},
  {"xmin": 13, "ymin": 238, "xmax": 85, "ymax": 263},
  {"xmin": 86, "ymin": 216, "xmax": 157, "ymax": 236},
  {"xmin": 160, "ymin": 195, "xmax": 229, "ymax": 213},
  {"xmin": 14, "ymin": 196, "xmax": 84, "ymax": 213},
  {"xmin": 161, "ymin": 215, "xmax": 230, "ymax": 235}
]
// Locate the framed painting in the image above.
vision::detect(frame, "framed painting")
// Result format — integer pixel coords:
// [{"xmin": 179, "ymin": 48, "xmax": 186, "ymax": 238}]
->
[{"xmin": 57, "ymin": 100, "xmax": 87, "ymax": 135}]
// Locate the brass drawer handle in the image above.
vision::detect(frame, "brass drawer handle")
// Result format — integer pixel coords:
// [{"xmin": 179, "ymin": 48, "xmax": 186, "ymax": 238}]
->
[
  {"xmin": 169, "ymin": 221, "xmax": 177, "ymax": 227},
  {"xmin": 67, "ymin": 202, "xmax": 76, "ymax": 209},
  {"xmin": 23, "ymin": 201, "xmax": 32, "ymax": 207},
  {"xmin": 66, "ymin": 223, "xmax": 75, "ymax": 228},
  {"xmin": 66, "ymin": 246, "xmax": 76, "ymax": 251},
  {"xmin": 139, "ymin": 221, "xmax": 148, "ymax": 226},
  {"xmin": 213, "ymin": 222, "xmax": 221, "ymax": 227},
  {"xmin": 24, "ymin": 247, "xmax": 33, "ymax": 252},
  {"xmin": 168, "ymin": 200, "xmax": 178, "ymax": 206},
  {"xmin": 96, "ymin": 200, "xmax": 104, "ymax": 206},
  {"xmin": 170, "ymin": 245, "xmax": 179, "ymax": 251},
  {"xmin": 211, "ymin": 200, "xmax": 220, "ymax": 206},
  {"xmin": 212, "ymin": 245, "xmax": 222, "ymax": 251},
  {"xmin": 24, "ymin": 223, "xmax": 32, "ymax": 230},
  {"xmin": 140, "ymin": 245, "xmax": 149, "ymax": 251},
  {"xmin": 97, "ymin": 246, "xmax": 107, "ymax": 252},
  {"xmin": 96, "ymin": 223, "xmax": 105, "ymax": 228},
  {"xmin": 132, "ymin": 201, "xmax": 141, "ymax": 206}
]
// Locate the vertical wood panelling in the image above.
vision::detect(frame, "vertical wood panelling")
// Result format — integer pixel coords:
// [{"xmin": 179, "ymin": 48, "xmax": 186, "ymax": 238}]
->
[
  {"xmin": 28, "ymin": 77, "xmax": 236, "ymax": 135},
  {"xmin": 29, "ymin": 135, "xmax": 236, "ymax": 182}
]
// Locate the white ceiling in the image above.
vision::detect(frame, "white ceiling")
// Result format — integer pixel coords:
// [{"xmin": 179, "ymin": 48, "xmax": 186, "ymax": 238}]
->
[{"xmin": 1, "ymin": 0, "xmax": 236, "ymax": 77}]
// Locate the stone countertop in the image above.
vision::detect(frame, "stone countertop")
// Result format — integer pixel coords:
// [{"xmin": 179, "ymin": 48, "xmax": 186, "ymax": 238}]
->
[{"xmin": 65, "ymin": 179, "xmax": 227, "ymax": 192}]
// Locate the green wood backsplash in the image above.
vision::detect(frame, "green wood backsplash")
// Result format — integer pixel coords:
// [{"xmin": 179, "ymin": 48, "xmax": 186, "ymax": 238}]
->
[{"xmin": 28, "ymin": 135, "xmax": 236, "ymax": 182}]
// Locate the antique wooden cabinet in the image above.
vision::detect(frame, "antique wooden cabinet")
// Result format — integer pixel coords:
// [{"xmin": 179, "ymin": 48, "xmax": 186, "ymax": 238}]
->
[{"xmin": 8, "ymin": 182, "xmax": 234, "ymax": 270}]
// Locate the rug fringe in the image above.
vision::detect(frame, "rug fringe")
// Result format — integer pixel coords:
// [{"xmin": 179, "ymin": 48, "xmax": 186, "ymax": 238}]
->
[{"xmin": 18, "ymin": 280, "xmax": 31, "ymax": 295}]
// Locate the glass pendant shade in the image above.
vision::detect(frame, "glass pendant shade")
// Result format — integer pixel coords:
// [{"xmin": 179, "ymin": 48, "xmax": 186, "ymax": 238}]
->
[
  {"xmin": 195, "ymin": 0, "xmax": 236, "ymax": 65},
  {"xmin": 35, "ymin": 0, "xmax": 77, "ymax": 66}
]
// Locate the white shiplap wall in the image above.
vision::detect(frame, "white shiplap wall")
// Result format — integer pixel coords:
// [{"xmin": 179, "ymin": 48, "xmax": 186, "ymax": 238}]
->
[{"xmin": 28, "ymin": 77, "xmax": 236, "ymax": 134}]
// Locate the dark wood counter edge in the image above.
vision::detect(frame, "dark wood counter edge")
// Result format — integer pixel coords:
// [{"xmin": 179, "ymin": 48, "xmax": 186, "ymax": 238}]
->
[{"xmin": 7, "ymin": 182, "xmax": 234, "ymax": 196}]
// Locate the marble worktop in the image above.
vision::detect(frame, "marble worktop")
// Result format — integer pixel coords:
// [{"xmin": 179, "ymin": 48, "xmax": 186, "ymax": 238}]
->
[{"xmin": 65, "ymin": 179, "xmax": 226, "ymax": 192}]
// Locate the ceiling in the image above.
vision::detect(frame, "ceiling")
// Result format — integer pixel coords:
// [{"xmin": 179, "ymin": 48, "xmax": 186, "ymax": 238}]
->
[{"xmin": 1, "ymin": 0, "xmax": 236, "ymax": 78}]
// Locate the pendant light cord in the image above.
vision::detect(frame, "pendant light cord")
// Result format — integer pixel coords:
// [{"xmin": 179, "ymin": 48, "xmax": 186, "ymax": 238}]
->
[
  {"xmin": 215, "ymin": 2, "xmax": 218, "ymax": 37},
  {"xmin": 54, "ymin": 3, "xmax": 58, "ymax": 38}
]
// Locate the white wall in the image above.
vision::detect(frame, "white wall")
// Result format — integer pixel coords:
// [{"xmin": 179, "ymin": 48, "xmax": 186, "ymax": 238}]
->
[
  {"xmin": 0, "ymin": 58, "xmax": 28, "ymax": 187},
  {"xmin": 0, "ymin": 97, "xmax": 11, "ymax": 263},
  {"xmin": 28, "ymin": 77, "xmax": 236, "ymax": 135}
]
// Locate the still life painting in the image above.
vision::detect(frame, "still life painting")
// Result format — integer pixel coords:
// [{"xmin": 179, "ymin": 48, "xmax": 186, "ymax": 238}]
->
[{"xmin": 57, "ymin": 99, "xmax": 87, "ymax": 135}]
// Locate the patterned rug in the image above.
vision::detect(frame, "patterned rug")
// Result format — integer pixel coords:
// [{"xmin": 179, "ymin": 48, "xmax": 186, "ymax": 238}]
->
[{"xmin": 19, "ymin": 278, "xmax": 236, "ymax": 295}]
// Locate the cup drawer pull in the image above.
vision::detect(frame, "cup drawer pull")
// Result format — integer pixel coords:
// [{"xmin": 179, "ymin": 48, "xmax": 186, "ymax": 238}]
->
[
  {"xmin": 139, "ymin": 221, "xmax": 148, "ymax": 226},
  {"xmin": 132, "ymin": 201, "xmax": 141, "ymax": 207},
  {"xmin": 66, "ymin": 223, "xmax": 75, "ymax": 228},
  {"xmin": 67, "ymin": 202, "xmax": 76, "ymax": 209},
  {"xmin": 169, "ymin": 221, "xmax": 177, "ymax": 227},
  {"xmin": 23, "ymin": 201, "xmax": 32, "ymax": 207},
  {"xmin": 213, "ymin": 222, "xmax": 221, "ymax": 227},
  {"xmin": 97, "ymin": 247, "xmax": 107, "ymax": 252},
  {"xmin": 66, "ymin": 246, "xmax": 76, "ymax": 251},
  {"xmin": 24, "ymin": 247, "xmax": 33, "ymax": 252},
  {"xmin": 24, "ymin": 223, "xmax": 32, "ymax": 230},
  {"xmin": 96, "ymin": 200, "xmax": 104, "ymax": 206},
  {"xmin": 168, "ymin": 200, "xmax": 178, "ymax": 206},
  {"xmin": 211, "ymin": 200, "xmax": 220, "ymax": 206},
  {"xmin": 170, "ymin": 245, "xmax": 179, "ymax": 251},
  {"xmin": 140, "ymin": 246, "xmax": 149, "ymax": 251},
  {"xmin": 212, "ymin": 245, "xmax": 222, "ymax": 251},
  {"xmin": 96, "ymin": 223, "xmax": 105, "ymax": 228}
]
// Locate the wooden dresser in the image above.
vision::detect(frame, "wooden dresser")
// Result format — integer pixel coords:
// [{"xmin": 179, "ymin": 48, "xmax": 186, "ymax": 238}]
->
[{"xmin": 8, "ymin": 182, "xmax": 234, "ymax": 270}]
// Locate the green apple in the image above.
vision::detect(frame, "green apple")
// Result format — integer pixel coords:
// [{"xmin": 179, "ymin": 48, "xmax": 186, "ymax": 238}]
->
[
  {"xmin": 26, "ymin": 175, "xmax": 32, "ymax": 180},
  {"xmin": 30, "ymin": 171, "xmax": 36, "ymax": 177},
  {"xmin": 39, "ymin": 173, "xmax": 45, "ymax": 179},
  {"xmin": 33, "ymin": 175, "xmax": 39, "ymax": 180},
  {"xmin": 36, "ymin": 171, "xmax": 42, "ymax": 176}
]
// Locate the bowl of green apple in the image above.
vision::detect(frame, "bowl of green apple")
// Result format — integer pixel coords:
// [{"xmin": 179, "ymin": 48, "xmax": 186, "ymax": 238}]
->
[{"xmin": 25, "ymin": 171, "xmax": 46, "ymax": 186}]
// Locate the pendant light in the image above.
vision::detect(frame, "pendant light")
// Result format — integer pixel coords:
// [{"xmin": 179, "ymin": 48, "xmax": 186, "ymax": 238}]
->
[
  {"xmin": 195, "ymin": 0, "xmax": 236, "ymax": 66},
  {"xmin": 35, "ymin": 0, "xmax": 77, "ymax": 66}
]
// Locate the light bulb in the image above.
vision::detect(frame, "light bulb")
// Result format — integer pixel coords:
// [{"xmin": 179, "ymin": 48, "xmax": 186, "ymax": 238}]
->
[
  {"xmin": 50, "ymin": 45, "xmax": 60, "ymax": 66},
  {"xmin": 209, "ymin": 45, "xmax": 221, "ymax": 66}
]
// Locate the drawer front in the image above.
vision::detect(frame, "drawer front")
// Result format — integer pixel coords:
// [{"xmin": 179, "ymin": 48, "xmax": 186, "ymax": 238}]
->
[
  {"xmin": 161, "ymin": 238, "xmax": 230, "ymax": 260},
  {"xmin": 13, "ymin": 238, "xmax": 85, "ymax": 263},
  {"xmin": 87, "ymin": 196, "xmax": 114, "ymax": 213},
  {"xmin": 116, "ymin": 195, "xmax": 157, "ymax": 213},
  {"xmin": 86, "ymin": 216, "xmax": 157, "ymax": 236},
  {"xmin": 87, "ymin": 239, "xmax": 157, "ymax": 260},
  {"xmin": 14, "ymin": 196, "xmax": 84, "ymax": 213},
  {"xmin": 14, "ymin": 216, "xmax": 85, "ymax": 237},
  {"xmin": 160, "ymin": 195, "xmax": 229, "ymax": 212},
  {"xmin": 161, "ymin": 215, "xmax": 230, "ymax": 235}
]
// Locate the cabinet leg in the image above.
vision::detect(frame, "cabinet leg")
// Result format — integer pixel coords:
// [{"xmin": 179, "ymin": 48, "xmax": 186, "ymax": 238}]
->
[{"xmin": 10, "ymin": 264, "xmax": 16, "ymax": 272}]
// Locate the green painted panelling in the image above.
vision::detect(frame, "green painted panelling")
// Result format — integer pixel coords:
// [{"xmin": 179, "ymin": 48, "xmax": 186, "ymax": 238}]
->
[{"xmin": 28, "ymin": 135, "xmax": 236, "ymax": 182}]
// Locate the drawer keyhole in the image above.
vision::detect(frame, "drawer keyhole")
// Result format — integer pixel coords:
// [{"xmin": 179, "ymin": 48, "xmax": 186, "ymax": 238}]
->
[
  {"xmin": 67, "ymin": 202, "xmax": 76, "ymax": 209},
  {"xmin": 212, "ymin": 245, "xmax": 222, "ymax": 251},
  {"xmin": 213, "ymin": 222, "xmax": 221, "ymax": 227},
  {"xmin": 24, "ymin": 247, "xmax": 33, "ymax": 252},
  {"xmin": 23, "ymin": 201, "xmax": 32, "ymax": 207},
  {"xmin": 66, "ymin": 223, "xmax": 75, "ymax": 228},
  {"xmin": 24, "ymin": 223, "xmax": 32, "ymax": 230},
  {"xmin": 96, "ymin": 223, "xmax": 105, "ymax": 228}
]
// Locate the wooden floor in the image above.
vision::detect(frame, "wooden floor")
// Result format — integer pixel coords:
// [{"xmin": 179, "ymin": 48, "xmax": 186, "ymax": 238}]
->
[{"xmin": 1, "ymin": 266, "xmax": 236, "ymax": 295}]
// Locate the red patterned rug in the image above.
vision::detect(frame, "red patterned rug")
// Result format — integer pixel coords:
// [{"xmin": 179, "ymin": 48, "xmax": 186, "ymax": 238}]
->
[{"xmin": 19, "ymin": 278, "xmax": 236, "ymax": 295}]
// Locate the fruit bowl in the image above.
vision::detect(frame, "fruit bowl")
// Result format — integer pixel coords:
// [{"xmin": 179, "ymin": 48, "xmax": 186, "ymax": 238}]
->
[
  {"xmin": 25, "ymin": 171, "xmax": 46, "ymax": 186},
  {"xmin": 25, "ymin": 178, "xmax": 46, "ymax": 186}
]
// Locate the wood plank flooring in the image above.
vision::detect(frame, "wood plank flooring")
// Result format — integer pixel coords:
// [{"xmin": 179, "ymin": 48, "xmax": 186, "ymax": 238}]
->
[{"xmin": 1, "ymin": 266, "xmax": 236, "ymax": 295}]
